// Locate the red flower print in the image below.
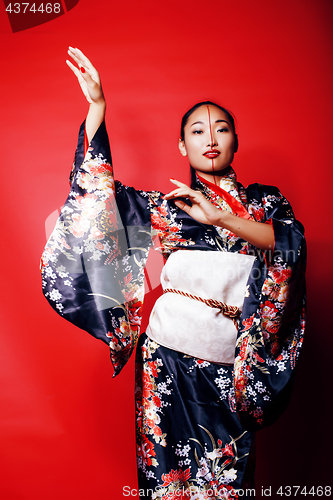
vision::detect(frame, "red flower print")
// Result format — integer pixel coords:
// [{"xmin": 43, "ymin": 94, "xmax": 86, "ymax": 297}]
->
[
  {"xmin": 161, "ymin": 468, "xmax": 191, "ymax": 486},
  {"xmin": 222, "ymin": 443, "xmax": 234, "ymax": 457},
  {"xmin": 106, "ymin": 331, "xmax": 116, "ymax": 339},
  {"xmin": 254, "ymin": 352, "xmax": 265, "ymax": 363},
  {"xmin": 138, "ymin": 435, "xmax": 156, "ymax": 466},
  {"xmin": 235, "ymin": 376, "xmax": 246, "ymax": 394},
  {"xmin": 260, "ymin": 301, "xmax": 278, "ymax": 319},
  {"xmin": 239, "ymin": 337, "xmax": 249, "ymax": 358},
  {"xmin": 235, "ymin": 367, "xmax": 248, "ymax": 397},
  {"xmin": 153, "ymin": 425, "xmax": 162, "ymax": 437},
  {"xmin": 272, "ymin": 267, "xmax": 292, "ymax": 284},
  {"xmin": 148, "ymin": 361, "xmax": 158, "ymax": 378},
  {"xmin": 152, "ymin": 395, "xmax": 162, "ymax": 408},
  {"xmin": 89, "ymin": 163, "xmax": 111, "ymax": 176},
  {"xmin": 252, "ymin": 207, "xmax": 265, "ymax": 221},
  {"xmin": 142, "ymin": 372, "xmax": 153, "ymax": 398},
  {"xmin": 157, "ymin": 205, "xmax": 168, "ymax": 217},
  {"xmin": 146, "ymin": 418, "xmax": 155, "ymax": 429},
  {"xmin": 242, "ymin": 313, "xmax": 255, "ymax": 331},
  {"xmin": 262, "ymin": 280, "xmax": 281, "ymax": 300},
  {"xmin": 151, "ymin": 213, "xmax": 168, "ymax": 230},
  {"xmin": 217, "ymin": 439, "xmax": 222, "ymax": 447},
  {"xmin": 128, "ymin": 300, "xmax": 143, "ymax": 327},
  {"xmin": 262, "ymin": 318, "xmax": 280, "ymax": 334}
]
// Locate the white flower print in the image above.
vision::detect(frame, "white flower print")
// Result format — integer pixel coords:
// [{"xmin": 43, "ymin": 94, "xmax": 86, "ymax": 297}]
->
[
  {"xmin": 49, "ymin": 289, "xmax": 62, "ymax": 301},
  {"xmin": 222, "ymin": 468, "xmax": 237, "ymax": 483}
]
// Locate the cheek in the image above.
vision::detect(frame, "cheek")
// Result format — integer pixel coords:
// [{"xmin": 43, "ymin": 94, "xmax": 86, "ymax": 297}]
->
[
  {"xmin": 184, "ymin": 137, "xmax": 201, "ymax": 156},
  {"xmin": 223, "ymin": 136, "xmax": 236, "ymax": 154}
]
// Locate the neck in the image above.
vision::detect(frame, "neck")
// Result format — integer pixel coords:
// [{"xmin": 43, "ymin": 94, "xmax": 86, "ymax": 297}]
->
[{"xmin": 193, "ymin": 166, "xmax": 233, "ymax": 185}]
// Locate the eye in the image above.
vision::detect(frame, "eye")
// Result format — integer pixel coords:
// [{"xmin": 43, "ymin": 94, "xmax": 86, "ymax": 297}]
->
[
  {"xmin": 217, "ymin": 127, "xmax": 229, "ymax": 133},
  {"xmin": 192, "ymin": 129, "xmax": 203, "ymax": 134}
]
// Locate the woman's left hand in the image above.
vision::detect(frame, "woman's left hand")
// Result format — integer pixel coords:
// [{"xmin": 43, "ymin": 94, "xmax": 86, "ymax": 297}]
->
[
  {"xmin": 164, "ymin": 179, "xmax": 275, "ymax": 251},
  {"xmin": 163, "ymin": 179, "xmax": 225, "ymax": 226}
]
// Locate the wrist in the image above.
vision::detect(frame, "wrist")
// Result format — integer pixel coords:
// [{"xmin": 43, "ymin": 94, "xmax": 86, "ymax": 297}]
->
[
  {"xmin": 217, "ymin": 210, "xmax": 233, "ymax": 228},
  {"xmin": 92, "ymin": 98, "xmax": 106, "ymax": 107},
  {"xmin": 89, "ymin": 96, "xmax": 106, "ymax": 109}
]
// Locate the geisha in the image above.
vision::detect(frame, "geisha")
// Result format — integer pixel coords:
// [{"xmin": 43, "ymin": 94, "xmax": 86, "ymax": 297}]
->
[{"xmin": 41, "ymin": 47, "xmax": 306, "ymax": 499}]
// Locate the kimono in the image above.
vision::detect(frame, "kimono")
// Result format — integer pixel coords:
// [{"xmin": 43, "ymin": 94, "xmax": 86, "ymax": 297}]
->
[{"xmin": 41, "ymin": 121, "xmax": 306, "ymax": 499}]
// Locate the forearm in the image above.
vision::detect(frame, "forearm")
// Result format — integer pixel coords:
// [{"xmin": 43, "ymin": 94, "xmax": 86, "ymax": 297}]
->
[
  {"xmin": 85, "ymin": 100, "xmax": 106, "ymax": 144},
  {"xmin": 219, "ymin": 211, "xmax": 274, "ymax": 251}
]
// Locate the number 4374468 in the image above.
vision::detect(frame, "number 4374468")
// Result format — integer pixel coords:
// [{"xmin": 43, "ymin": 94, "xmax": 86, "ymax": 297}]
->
[
  {"xmin": 276, "ymin": 486, "xmax": 331, "ymax": 496},
  {"xmin": 6, "ymin": 3, "xmax": 61, "ymax": 14}
]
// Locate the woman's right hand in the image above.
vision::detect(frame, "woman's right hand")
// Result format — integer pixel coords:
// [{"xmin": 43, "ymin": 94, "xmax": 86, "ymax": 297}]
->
[
  {"xmin": 66, "ymin": 47, "xmax": 106, "ymax": 144},
  {"xmin": 66, "ymin": 47, "xmax": 104, "ymax": 105}
]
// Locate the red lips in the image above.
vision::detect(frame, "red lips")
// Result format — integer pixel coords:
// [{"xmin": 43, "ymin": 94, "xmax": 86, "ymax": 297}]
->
[{"xmin": 203, "ymin": 149, "xmax": 221, "ymax": 159}]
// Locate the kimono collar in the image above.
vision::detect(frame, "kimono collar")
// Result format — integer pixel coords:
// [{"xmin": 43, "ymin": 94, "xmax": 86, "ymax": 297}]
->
[{"xmin": 196, "ymin": 167, "xmax": 252, "ymax": 220}]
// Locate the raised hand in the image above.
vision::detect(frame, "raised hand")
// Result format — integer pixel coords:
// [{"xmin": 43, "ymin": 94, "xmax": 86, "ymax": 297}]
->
[
  {"xmin": 66, "ymin": 47, "xmax": 106, "ymax": 144},
  {"xmin": 66, "ymin": 47, "xmax": 104, "ymax": 104}
]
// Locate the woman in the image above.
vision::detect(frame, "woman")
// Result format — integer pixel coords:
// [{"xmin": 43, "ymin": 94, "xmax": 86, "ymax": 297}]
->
[{"xmin": 41, "ymin": 48, "xmax": 306, "ymax": 499}]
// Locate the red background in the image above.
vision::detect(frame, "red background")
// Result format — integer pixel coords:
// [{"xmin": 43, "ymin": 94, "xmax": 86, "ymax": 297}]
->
[{"xmin": 1, "ymin": 1, "xmax": 332, "ymax": 498}]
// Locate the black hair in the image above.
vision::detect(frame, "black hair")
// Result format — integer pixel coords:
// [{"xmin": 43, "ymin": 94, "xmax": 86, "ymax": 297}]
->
[{"xmin": 179, "ymin": 101, "xmax": 238, "ymax": 188}]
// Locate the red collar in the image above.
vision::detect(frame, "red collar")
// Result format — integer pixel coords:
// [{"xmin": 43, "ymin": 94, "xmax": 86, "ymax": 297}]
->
[{"xmin": 197, "ymin": 173, "xmax": 253, "ymax": 220}]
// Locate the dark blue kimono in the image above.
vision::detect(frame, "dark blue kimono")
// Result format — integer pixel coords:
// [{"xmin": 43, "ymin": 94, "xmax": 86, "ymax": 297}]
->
[{"xmin": 41, "ymin": 121, "xmax": 306, "ymax": 499}]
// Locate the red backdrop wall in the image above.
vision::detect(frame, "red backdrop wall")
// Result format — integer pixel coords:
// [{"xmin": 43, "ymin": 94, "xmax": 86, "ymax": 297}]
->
[{"xmin": 1, "ymin": 1, "xmax": 332, "ymax": 498}]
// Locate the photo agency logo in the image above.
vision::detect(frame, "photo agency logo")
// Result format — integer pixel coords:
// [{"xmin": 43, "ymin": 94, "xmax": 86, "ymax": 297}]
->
[{"xmin": 2, "ymin": 0, "xmax": 79, "ymax": 32}]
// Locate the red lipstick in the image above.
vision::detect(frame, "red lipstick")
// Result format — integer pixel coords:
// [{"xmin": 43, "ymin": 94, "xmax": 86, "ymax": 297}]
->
[{"xmin": 203, "ymin": 149, "xmax": 220, "ymax": 159}]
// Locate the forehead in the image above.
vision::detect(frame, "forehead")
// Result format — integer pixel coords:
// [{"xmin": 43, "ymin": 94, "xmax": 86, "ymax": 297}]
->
[{"xmin": 187, "ymin": 105, "xmax": 231, "ymax": 126}]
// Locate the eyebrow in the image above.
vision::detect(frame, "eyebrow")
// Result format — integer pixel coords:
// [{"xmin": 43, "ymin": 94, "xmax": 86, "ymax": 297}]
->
[{"xmin": 190, "ymin": 119, "xmax": 229, "ymax": 127}]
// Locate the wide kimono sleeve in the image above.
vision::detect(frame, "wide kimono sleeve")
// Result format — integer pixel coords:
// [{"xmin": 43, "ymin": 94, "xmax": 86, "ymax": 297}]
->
[
  {"xmin": 41, "ymin": 121, "xmax": 153, "ymax": 376},
  {"xmin": 233, "ymin": 184, "xmax": 306, "ymax": 430}
]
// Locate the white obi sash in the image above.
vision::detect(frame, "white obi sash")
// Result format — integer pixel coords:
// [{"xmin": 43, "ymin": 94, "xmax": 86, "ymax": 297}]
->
[{"xmin": 146, "ymin": 250, "xmax": 255, "ymax": 364}]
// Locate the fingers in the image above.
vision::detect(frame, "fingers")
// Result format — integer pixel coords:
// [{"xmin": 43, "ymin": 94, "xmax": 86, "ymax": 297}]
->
[
  {"xmin": 173, "ymin": 199, "xmax": 191, "ymax": 213},
  {"xmin": 67, "ymin": 47, "xmax": 99, "ymax": 83},
  {"xmin": 66, "ymin": 58, "xmax": 93, "ymax": 103},
  {"xmin": 66, "ymin": 46, "xmax": 104, "ymax": 106},
  {"xmin": 169, "ymin": 178, "xmax": 188, "ymax": 188},
  {"xmin": 164, "ymin": 178, "xmax": 201, "ymax": 201},
  {"xmin": 66, "ymin": 57, "xmax": 90, "ymax": 86},
  {"xmin": 163, "ymin": 178, "xmax": 189, "ymax": 200},
  {"xmin": 68, "ymin": 47, "xmax": 94, "ymax": 71},
  {"xmin": 66, "ymin": 59, "xmax": 81, "ymax": 78},
  {"xmin": 163, "ymin": 188, "xmax": 188, "ymax": 200}
]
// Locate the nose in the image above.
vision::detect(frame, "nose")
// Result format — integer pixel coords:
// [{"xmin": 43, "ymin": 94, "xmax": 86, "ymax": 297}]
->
[{"xmin": 207, "ymin": 133, "xmax": 217, "ymax": 148}]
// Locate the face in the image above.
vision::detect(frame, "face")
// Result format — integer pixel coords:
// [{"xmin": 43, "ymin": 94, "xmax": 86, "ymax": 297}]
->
[{"xmin": 179, "ymin": 105, "xmax": 237, "ymax": 181}]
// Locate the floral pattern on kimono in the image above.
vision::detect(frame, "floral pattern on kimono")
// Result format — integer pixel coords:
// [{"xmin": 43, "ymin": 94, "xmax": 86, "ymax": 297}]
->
[{"xmin": 41, "ymin": 119, "xmax": 306, "ymax": 434}]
